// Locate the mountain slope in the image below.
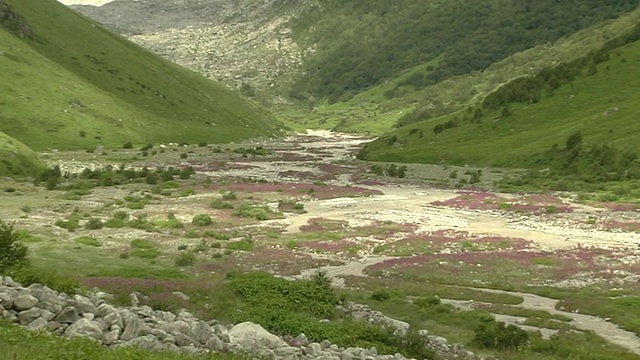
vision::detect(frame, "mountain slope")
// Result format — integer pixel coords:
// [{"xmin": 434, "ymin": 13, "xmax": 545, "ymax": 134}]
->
[
  {"xmin": 289, "ymin": 0, "xmax": 638, "ymax": 103},
  {"xmin": 0, "ymin": 0, "xmax": 282, "ymax": 151},
  {"xmin": 0, "ymin": 132, "xmax": 44, "ymax": 177},
  {"xmin": 358, "ymin": 29, "xmax": 640, "ymax": 176}
]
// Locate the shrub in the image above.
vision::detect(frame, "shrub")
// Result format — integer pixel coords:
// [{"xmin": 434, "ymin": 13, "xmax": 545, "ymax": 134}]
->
[
  {"xmin": 225, "ymin": 239, "xmax": 254, "ymax": 252},
  {"xmin": 122, "ymin": 142, "xmax": 133, "ymax": 149},
  {"xmin": 175, "ymin": 252, "xmax": 196, "ymax": 267},
  {"xmin": 414, "ymin": 296, "xmax": 441, "ymax": 308},
  {"xmin": 0, "ymin": 221, "xmax": 28, "ymax": 274},
  {"xmin": 130, "ymin": 239, "xmax": 156, "ymax": 249},
  {"xmin": 192, "ymin": 214, "xmax": 213, "ymax": 226},
  {"xmin": 74, "ymin": 236, "xmax": 102, "ymax": 247},
  {"xmin": 104, "ymin": 218, "xmax": 127, "ymax": 228},
  {"xmin": 232, "ymin": 203, "xmax": 276, "ymax": 220},
  {"xmin": 84, "ymin": 218, "xmax": 104, "ymax": 230},
  {"xmin": 222, "ymin": 191, "xmax": 237, "ymax": 200},
  {"xmin": 472, "ymin": 321, "xmax": 529, "ymax": 350},
  {"xmin": 55, "ymin": 219, "xmax": 80, "ymax": 232},
  {"xmin": 177, "ymin": 244, "xmax": 188, "ymax": 251},
  {"xmin": 130, "ymin": 248, "xmax": 161, "ymax": 259},
  {"xmin": 371, "ymin": 290, "xmax": 391, "ymax": 301},
  {"xmin": 210, "ymin": 200, "xmax": 234, "ymax": 209},
  {"xmin": 193, "ymin": 239, "xmax": 209, "ymax": 253},
  {"xmin": 7, "ymin": 266, "xmax": 80, "ymax": 294}
]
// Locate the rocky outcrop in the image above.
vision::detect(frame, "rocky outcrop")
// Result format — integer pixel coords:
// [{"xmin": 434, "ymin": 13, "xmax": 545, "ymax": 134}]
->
[
  {"xmin": 0, "ymin": 276, "xmax": 491, "ymax": 359},
  {"xmin": 71, "ymin": 0, "xmax": 311, "ymax": 98}
]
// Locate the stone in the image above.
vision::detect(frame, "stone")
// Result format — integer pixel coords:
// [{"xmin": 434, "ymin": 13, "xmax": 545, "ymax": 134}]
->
[
  {"xmin": 83, "ymin": 313, "xmax": 95, "ymax": 321},
  {"xmin": 0, "ymin": 290, "xmax": 15, "ymax": 308},
  {"xmin": 36, "ymin": 301, "xmax": 63, "ymax": 315},
  {"xmin": 137, "ymin": 305, "xmax": 154, "ymax": 318},
  {"xmin": 151, "ymin": 328, "xmax": 167, "ymax": 340},
  {"xmin": 228, "ymin": 322, "xmax": 288, "ymax": 350},
  {"xmin": 123, "ymin": 334, "xmax": 165, "ymax": 351},
  {"xmin": 46, "ymin": 321, "xmax": 63, "ymax": 332},
  {"xmin": 175, "ymin": 333, "xmax": 196, "ymax": 347},
  {"xmin": 97, "ymin": 303, "xmax": 118, "ymax": 318},
  {"xmin": 172, "ymin": 291, "xmax": 190, "ymax": 302},
  {"xmin": 274, "ymin": 346, "xmax": 304, "ymax": 359},
  {"xmin": 13, "ymin": 294, "xmax": 38, "ymax": 311},
  {"xmin": 306, "ymin": 342, "xmax": 322, "ymax": 355},
  {"xmin": 120, "ymin": 309, "xmax": 151, "ymax": 341},
  {"xmin": 205, "ymin": 335, "xmax": 226, "ymax": 352},
  {"xmin": 320, "ymin": 339, "xmax": 332, "ymax": 349},
  {"xmin": 27, "ymin": 317, "xmax": 49, "ymax": 331},
  {"xmin": 155, "ymin": 310, "xmax": 176, "ymax": 322},
  {"xmin": 3, "ymin": 309, "xmax": 18, "ymax": 322},
  {"xmin": 193, "ymin": 321, "xmax": 215, "ymax": 344},
  {"xmin": 72, "ymin": 295, "xmax": 98, "ymax": 315},
  {"xmin": 170, "ymin": 320, "xmax": 192, "ymax": 335},
  {"xmin": 103, "ymin": 329, "xmax": 120, "ymax": 345},
  {"xmin": 103, "ymin": 311, "xmax": 123, "ymax": 329},
  {"xmin": 55, "ymin": 306, "xmax": 81, "ymax": 324},
  {"xmin": 293, "ymin": 333, "xmax": 309, "ymax": 347},
  {"xmin": 65, "ymin": 318, "xmax": 103, "ymax": 340},
  {"xmin": 129, "ymin": 293, "xmax": 140, "ymax": 307},
  {"xmin": 17, "ymin": 308, "xmax": 41, "ymax": 325}
]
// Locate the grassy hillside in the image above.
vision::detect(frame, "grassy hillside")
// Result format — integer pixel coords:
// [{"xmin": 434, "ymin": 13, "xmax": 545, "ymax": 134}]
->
[
  {"xmin": 277, "ymin": 4, "xmax": 640, "ymax": 135},
  {"xmin": 288, "ymin": 0, "xmax": 638, "ymax": 104},
  {"xmin": 0, "ymin": 0, "xmax": 282, "ymax": 151},
  {"xmin": 0, "ymin": 132, "xmax": 44, "ymax": 177},
  {"xmin": 358, "ymin": 32, "xmax": 640, "ymax": 182}
]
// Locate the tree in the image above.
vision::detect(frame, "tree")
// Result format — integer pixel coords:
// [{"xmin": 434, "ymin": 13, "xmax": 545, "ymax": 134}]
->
[{"xmin": 0, "ymin": 220, "xmax": 28, "ymax": 273}]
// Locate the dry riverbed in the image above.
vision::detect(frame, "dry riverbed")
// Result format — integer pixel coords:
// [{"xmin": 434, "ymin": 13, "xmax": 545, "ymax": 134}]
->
[{"xmin": 2, "ymin": 130, "xmax": 640, "ymax": 357}]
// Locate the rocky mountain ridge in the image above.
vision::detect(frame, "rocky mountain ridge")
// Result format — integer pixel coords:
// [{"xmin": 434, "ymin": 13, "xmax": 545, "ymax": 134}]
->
[{"xmin": 71, "ymin": 0, "xmax": 310, "ymax": 99}]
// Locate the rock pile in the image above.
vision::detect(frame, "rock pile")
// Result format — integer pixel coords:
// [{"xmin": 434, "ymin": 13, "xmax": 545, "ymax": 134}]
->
[
  {"xmin": 342, "ymin": 302, "xmax": 495, "ymax": 360},
  {"xmin": 0, "ymin": 276, "xmax": 493, "ymax": 359}
]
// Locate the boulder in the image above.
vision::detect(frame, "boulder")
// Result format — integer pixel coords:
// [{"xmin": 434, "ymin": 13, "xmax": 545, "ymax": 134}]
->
[
  {"xmin": 65, "ymin": 318, "xmax": 103, "ymax": 340},
  {"xmin": 97, "ymin": 303, "xmax": 118, "ymax": 318},
  {"xmin": 205, "ymin": 335, "xmax": 226, "ymax": 352},
  {"xmin": 120, "ymin": 309, "xmax": 151, "ymax": 341},
  {"xmin": 27, "ymin": 317, "xmax": 49, "ymax": 331},
  {"xmin": 13, "ymin": 294, "xmax": 38, "ymax": 311},
  {"xmin": 18, "ymin": 308, "xmax": 52, "ymax": 325},
  {"xmin": 55, "ymin": 306, "xmax": 81, "ymax": 324},
  {"xmin": 228, "ymin": 322, "xmax": 288, "ymax": 350},
  {"xmin": 122, "ymin": 334, "xmax": 165, "ymax": 351},
  {"xmin": 0, "ymin": 290, "xmax": 15, "ymax": 308},
  {"xmin": 72, "ymin": 295, "xmax": 98, "ymax": 316},
  {"xmin": 103, "ymin": 329, "xmax": 121, "ymax": 345},
  {"xmin": 193, "ymin": 321, "xmax": 215, "ymax": 344}
]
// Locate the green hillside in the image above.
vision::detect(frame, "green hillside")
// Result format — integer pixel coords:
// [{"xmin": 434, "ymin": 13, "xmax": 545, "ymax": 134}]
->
[
  {"xmin": 0, "ymin": 0, "xmax": 282, "ymax": 151},
  {"xmin": 288, "ymin": 0, "xmax": 638, "ymax": 104},
  {"xmin": 0, "ymin": 132, "xmax": 44, "ymax": 177},
  {"xmin": 358, "ymin": 29, "xmax": 640, "ymax": 186}
]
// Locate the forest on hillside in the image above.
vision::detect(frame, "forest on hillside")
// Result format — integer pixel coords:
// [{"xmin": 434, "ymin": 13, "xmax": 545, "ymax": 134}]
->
[{"xmin": 290, "ymin": 0, "xmax": 638, "ymax": 103}]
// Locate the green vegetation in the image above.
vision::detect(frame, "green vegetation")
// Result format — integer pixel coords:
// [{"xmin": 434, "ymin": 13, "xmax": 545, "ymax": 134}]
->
[
  {"xmin": 74, "ymin": 236, "xmax": 102, "ymax": 247},
  {"xmin": 0, "ymin": 320, "xmax": 245, "ymax": 360},
  {"xmin": 0, "ymin": 132, "xmax": 44, "ymax": 178},
  {"xmin": 290, "ymin": 0, "xmax": 637, "ymax": 103},
  {"xmin": 0, "ymin": 0, "xmax": 282, "ymax": 154},
  {"xmin": 0, "ymin": 220, "xmax": 28, "ymax": 273},
  {"xmin": 359, "ymin": 28, "xmax": 640, "ymax": 191}
]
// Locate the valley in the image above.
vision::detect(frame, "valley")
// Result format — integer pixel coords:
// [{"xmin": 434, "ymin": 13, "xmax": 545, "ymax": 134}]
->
[{"xmin": 2, "ymin": 131, "xmax": 640, "ymax": 359}]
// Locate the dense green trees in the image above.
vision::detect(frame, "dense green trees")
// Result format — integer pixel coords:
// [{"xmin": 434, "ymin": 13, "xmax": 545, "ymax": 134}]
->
[{"xmin": 291, "ymin": 0, "xmax": 638, "ymax": 102}]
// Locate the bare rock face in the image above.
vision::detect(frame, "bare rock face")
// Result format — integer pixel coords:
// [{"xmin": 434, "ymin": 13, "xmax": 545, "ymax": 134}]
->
[{"xmin": 70, "ymin": 0, "xmax": 311, "ymax": 100}]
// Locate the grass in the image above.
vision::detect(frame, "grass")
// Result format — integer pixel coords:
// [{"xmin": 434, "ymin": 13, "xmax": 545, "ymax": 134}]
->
[
  {"xmin": 0, "ymin": 131, "xmax": 44, "ymax": 178},
  {"xmin": 0, "ymin": 0, "xmax": 282, "ymax": 155},
  {"xmin": 0, "ymin": 320, "xmax": 246, "ymax": 360},
  {"xmin": 359, "ymin": 34, "xmax": 640, "ymax": 169}
]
